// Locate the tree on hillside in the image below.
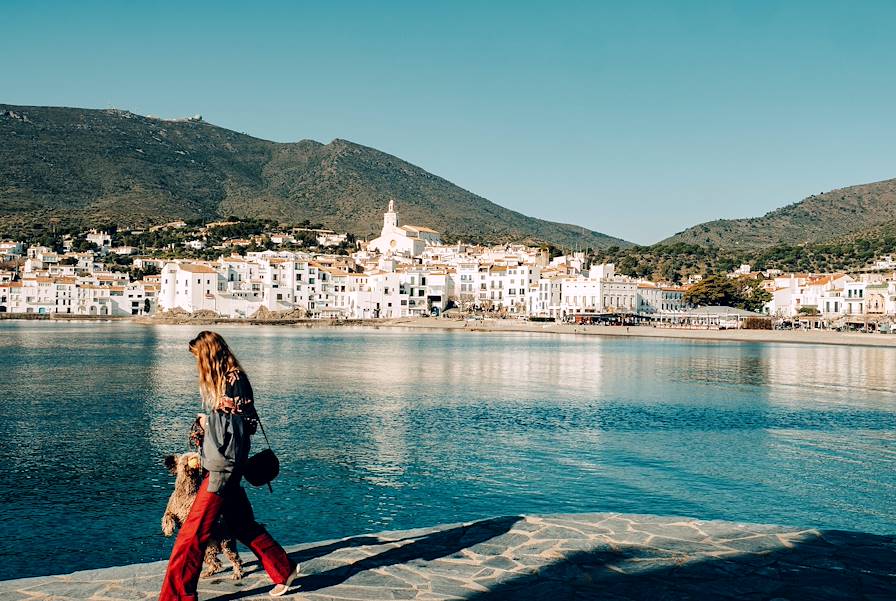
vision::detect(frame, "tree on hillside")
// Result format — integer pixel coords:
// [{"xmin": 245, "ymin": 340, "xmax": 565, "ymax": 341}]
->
[
  {"xmin": 73, "ymin": 239, "xmax": 99, "ymax": 252},
  {"xmin": 739, "ymin": 277, "xmax": 772, "ymax": 313},
  {"xmin": 130, "ymin": 264, "xmax": 160, "ymax": 281},
  {"xmin": 684, "ymin": 275, "xmax": 771, "ymax": 312},
  {"xmin": 684, "ymin": 276, "xmax": 740, "ymax": 307}
]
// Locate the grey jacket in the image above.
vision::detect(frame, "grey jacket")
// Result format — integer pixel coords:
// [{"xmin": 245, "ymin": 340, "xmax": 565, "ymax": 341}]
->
[
  {"xmin": 200, "ymin": 370, "xmax": 259, "ymax": 494},
  {"xmin": 201, "ymin": 410, "xmax": 252, "ymax": 493}
]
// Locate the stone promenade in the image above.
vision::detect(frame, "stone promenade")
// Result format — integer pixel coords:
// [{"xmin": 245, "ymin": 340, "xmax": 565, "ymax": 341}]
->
[{"xmin": 2, "ymin": 513, "xmax": 893, "ymax": 600}]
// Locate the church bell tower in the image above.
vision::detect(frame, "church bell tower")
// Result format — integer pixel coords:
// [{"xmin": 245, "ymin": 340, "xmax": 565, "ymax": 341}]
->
[{"xmin": 383, "ymin": 199, "xmax": 398, "ymax": 229}]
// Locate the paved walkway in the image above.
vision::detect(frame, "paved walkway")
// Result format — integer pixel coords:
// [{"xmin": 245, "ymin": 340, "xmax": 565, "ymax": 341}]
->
[
  {"xmin": 383, "ymin": 319, "xmax": 896, "ymax": 348},
  {"xmin": 2, "ymin": 513, "xmax": 893, "ymax": 600}
]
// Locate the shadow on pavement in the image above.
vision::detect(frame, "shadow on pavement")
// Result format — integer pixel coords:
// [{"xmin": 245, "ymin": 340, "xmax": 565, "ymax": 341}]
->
[
  {"xmin": 207, "ymin": 518, "xmax": 895, "ymax": 600},
  {"xmin": 294, "ymin": 516, "xmax": 523, "ymax": 593},
  {"xmin": 216, "ymin": 534, "xmax": 385, "ymax": 579},
  {"xmin": 462, "ymin": 528, "xmax": 896, "ymax": 600},
  {"xmin": 208, "ymin": 515, "xmax": 522, "ymax": 599}
]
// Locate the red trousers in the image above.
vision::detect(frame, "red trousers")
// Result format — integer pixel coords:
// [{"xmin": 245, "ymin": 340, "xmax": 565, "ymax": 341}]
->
[{"xmin": 159, "ymin": 475, "xmax": 294, "ymax": 601}]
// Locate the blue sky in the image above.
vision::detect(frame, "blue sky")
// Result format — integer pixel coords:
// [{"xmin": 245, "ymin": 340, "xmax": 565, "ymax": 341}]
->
[{"xmin": 2, "ymin": 0, "xmax": 894, "ymax": 244}]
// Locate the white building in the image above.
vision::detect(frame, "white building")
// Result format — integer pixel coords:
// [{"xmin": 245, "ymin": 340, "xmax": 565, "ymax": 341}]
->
[
  {"xmin": 873, "ymin": 255, "xmax": 896, "ymax": 270},
  {"xmin": 317, "ymin": 232, "xmax": 348, "ymax": 247},
  {"xmin": 843, "ymin": 281, "xmax": 868, "ymax": 317},
  {"xmin": 0, "ymin": 240, "xmax": 24, "ymax": 259},
  {"xmin": 352, "ymin": 270, "xmax": 409, "ymax": 318},
  {"xmin": 86, "ymin": 230, "xmax": 112, "ymax": 254},
  {"xmin": 559, "ymin": 277, "xmax": 602, "ymax": 317},
  {"xmin": 766, "ymin": 273, "xmax": 853, "ymax": 319},
  {"xmin": 528, "ymin": 269, "xmax": 564, "ymax": 318},
  {"xmin": 159, "ymin": 262, "xmax": 220, "ymax": 313},
  {"xmin": 0, "ymin": 274, "xmax": 152, "ymax": 316},
  {"xmin": 397, "ymin": 267, "xmax": 454, "ymax": 316},
  {"xmin": 367, "ymin": 200, "xmax": 441, "ymax": 256}
]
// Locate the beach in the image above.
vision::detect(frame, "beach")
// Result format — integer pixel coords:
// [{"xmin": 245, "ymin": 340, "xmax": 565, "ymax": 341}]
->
[
  {"xmin": 6, "ymin": 312, "xmax": 896, "ymax": 348},
  {"xmin": 377, "ymin": 317, "xmax": 896, "ymax": 348}
]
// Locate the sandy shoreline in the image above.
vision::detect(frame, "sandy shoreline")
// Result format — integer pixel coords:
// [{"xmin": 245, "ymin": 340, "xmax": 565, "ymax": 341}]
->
[
  {"xmin": 375, "ymin": 317, "xmax": 896, "ymax": 348},
  {"xmin": 5, "ymin": 314, "xmax": 896, "ymax": 348}
]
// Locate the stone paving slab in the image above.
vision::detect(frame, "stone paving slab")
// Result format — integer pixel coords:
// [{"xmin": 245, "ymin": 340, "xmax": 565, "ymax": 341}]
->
[{"xmin": 1, "ymin": 513, "xmax": 894, "ymax": 600}]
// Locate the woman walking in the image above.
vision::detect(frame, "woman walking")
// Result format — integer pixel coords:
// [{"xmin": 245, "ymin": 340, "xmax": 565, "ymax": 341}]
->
[{"xmin": 159, "ymin": 331, "xmax": 300, "ymax": 600}]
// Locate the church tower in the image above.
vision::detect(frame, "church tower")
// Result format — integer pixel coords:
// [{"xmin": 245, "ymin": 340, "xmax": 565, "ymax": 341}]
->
[{"xmin": 383, "ymin": 199, "xmax": 398, "ymax": 229}]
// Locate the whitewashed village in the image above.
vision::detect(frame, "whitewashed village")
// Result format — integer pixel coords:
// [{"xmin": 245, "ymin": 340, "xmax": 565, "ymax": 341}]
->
[{"xmin": 3, "ymin": 201, "xmax": 896, "ymax": 332}]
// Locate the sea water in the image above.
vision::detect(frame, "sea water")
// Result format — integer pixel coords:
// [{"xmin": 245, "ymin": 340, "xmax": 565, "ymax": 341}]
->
[{"xmin": 1, "ymin": 322, "xmax": 894, "ymax": 579}]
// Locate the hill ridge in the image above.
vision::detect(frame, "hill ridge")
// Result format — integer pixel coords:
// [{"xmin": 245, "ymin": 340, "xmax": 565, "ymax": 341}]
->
[
  {"xmin": 662, "ymin": 177, "xmax": 896, "ymax": 249},
  {"xmin": 0, "ymin": 103, "xmax": 630, "ymax": 249}
]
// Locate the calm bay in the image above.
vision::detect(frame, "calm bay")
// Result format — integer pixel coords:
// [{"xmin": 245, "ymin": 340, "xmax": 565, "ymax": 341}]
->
[{"xmin": 1, "ymin": 321, "xmax": 894, "ymax": 580}]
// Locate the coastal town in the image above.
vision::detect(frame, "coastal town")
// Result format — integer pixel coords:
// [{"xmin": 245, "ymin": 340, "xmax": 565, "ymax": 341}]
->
[
  {"xmin": 4, "ymin": 4, "xmax": 896, "ymax": 597},
  {"xmin": 3, "ymin": 201, "xmax": 896, "ymax": 332}
]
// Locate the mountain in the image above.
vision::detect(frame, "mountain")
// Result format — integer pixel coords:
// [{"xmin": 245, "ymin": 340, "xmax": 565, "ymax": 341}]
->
[
  {"xmin": 661, "ymin": 178, "xmax": 896, "ymax": 249},
  {"xmin": 0, "ymin": 104, "xmax": 630, "ymax": 249}
]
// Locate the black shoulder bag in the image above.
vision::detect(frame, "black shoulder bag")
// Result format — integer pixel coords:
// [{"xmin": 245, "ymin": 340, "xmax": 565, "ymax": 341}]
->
[{"xmin": 243, "ymin": 415, "xmax": 280, "ymax": 492}]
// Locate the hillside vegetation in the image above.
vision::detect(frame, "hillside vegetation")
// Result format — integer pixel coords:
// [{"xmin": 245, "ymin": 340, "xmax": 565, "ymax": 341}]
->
[
  {"xmin": 0, "ymin": 104, "xmax": 630, "ymax": 249},
  {"xmin": 662, "ymin": 178, "xmax": 896, "ymax": 249},
  {"xmin": 593, "ymin": 221, "xmax": 896, "ymax": 283}
]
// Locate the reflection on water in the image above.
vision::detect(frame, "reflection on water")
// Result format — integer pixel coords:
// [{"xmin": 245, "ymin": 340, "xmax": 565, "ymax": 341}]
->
[{"xmin": 0, "ymin": 323, "xmax": 894, "ymax": 580}]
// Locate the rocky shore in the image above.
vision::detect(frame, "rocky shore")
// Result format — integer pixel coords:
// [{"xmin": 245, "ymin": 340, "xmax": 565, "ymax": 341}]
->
[{"xmin": 2, "ymin": 513, "xmax": 893, "ymax": 600}]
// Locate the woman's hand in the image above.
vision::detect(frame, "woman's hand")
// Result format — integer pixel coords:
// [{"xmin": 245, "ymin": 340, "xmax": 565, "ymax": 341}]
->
[
  {"xmin": 217, "ymin": 396, "xmax": 237, "ymax": 413},
  {"xmin": 189, "ymin": 413, "xmax": 207, "ymax": 449}
]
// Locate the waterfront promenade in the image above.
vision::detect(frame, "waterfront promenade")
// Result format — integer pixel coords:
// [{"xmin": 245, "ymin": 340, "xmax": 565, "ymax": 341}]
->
[
  {"xmin": 383, "ymin": 317, "xmax": 896, "ymax": 348},
  {"xmin": 3, "ymin": 513, "xmax": 892, "ymax": 600},
  {"xmin": 6, "ymin": 311, "xmax": 896, "ymax": 348}
]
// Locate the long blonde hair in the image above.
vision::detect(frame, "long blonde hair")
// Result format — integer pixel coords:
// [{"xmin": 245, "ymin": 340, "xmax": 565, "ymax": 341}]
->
[{"xmin": 188, "ymin": 331, "xmax": 243, "ymax": 411}]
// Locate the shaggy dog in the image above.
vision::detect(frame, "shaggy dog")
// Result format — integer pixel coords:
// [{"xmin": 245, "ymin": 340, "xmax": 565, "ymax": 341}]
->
[{"xmin": 162, "ymin": 452, "xmax": 244, "ymax": 579}]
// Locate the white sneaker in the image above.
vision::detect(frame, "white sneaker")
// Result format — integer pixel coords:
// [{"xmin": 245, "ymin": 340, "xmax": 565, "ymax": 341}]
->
[{"xmin": 269, "ymin": 564, "xmax": 301, "ymax": 597}]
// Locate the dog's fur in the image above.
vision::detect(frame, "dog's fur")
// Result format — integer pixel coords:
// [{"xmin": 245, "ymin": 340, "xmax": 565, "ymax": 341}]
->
[{"xmin": 162, "ymin": 453, "xmax": 244, "ymax": 579}]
